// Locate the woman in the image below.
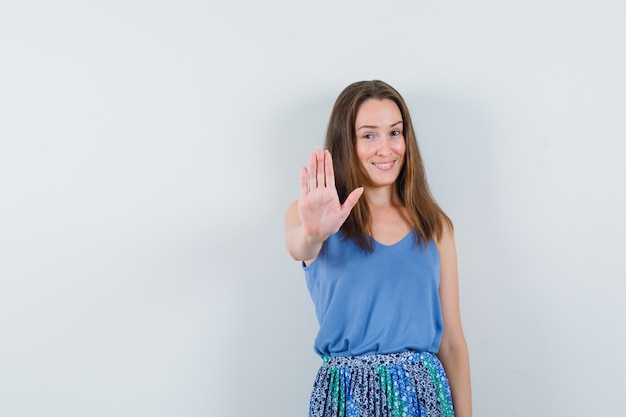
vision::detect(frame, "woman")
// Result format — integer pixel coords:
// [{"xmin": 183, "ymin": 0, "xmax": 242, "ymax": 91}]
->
[{"xmin": 285, "ymin": 80, "xmax": 472, "ymax": 417}]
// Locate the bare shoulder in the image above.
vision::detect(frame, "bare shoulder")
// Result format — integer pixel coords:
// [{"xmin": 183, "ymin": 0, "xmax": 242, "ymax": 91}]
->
[{"xmin": 435, "ymin": 216, "xmax": 456, "ymax": 255}]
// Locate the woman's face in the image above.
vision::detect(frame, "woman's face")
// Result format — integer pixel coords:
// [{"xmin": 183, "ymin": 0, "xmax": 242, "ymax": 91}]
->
[{"xmin": 354, "ymin": 98, "xmax": 406, "ymax": 188}]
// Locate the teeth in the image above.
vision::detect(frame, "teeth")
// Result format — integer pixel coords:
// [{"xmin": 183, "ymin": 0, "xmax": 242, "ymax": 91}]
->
[{"xmin": 373, "ymin": 162, "xmax": 393, "ymax": 168}]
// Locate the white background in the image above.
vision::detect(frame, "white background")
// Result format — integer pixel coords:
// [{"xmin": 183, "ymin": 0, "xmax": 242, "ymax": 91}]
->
[{"xmin": 1, "ymin": 0, "xmax": 625, "ymax": 416}]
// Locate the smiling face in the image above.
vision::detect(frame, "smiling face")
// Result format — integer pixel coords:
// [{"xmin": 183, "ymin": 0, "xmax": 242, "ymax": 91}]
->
[{"xmin": 354, "ymin": 98, "xmax": 406, "ymax": 189}]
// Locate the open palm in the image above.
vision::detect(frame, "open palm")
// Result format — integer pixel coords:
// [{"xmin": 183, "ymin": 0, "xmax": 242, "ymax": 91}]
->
[{"xmin": 298, "ymin": 147, "xmax": 363, "ymax": 242}]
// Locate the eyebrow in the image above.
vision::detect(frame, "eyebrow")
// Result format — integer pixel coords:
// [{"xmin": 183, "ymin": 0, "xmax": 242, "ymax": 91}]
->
[{"xmin": 356, "ymin": 121, "xmax": 403, "ymax": 131}]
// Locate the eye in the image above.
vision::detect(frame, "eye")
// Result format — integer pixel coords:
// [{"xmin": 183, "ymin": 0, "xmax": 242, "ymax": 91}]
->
[
  {"xmin": 391, "ymin": 130, "xmax": 402, "ymax": 137},
  {"xmin": 362, "ymin": 133, "xmax": 374, "ymax": 140}
]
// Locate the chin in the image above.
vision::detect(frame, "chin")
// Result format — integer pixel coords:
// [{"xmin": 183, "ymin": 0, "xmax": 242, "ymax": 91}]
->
[{"xmin": 368, "ymin": 176, "xmax": 400, "ymax": 188}]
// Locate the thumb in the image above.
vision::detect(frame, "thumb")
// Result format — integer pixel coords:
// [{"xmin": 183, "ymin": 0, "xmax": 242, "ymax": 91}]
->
[{"xmin": 341, "ymin": 187, "xmax": 364, "ymax": 213}]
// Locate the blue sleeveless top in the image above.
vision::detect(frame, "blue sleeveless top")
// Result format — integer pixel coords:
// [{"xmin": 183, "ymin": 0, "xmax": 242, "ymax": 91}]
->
[{"xmin": 304, "ymin": 231, "xmax": 443, "ymax": 357}]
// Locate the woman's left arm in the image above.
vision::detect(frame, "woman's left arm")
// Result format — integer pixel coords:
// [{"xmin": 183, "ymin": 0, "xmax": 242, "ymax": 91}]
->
[{"xmin": 437, "ymin": 222, "xmax": 472, "ymax": 417}]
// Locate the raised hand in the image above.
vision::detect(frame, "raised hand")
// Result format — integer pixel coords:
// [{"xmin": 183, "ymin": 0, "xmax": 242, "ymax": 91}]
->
[{"xmin": 298, "ymin": 147, "xmax": 364, "ymax": 243}]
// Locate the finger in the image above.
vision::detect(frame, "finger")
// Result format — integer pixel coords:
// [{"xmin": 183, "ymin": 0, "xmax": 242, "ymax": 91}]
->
[
  {"xmin": 299, "ymin": 166, "xmax": 308, "ymax": 197},
  {"xmin": 308, "ymin": 151, "xmax": 317, "ymax": 189},
  {"xmin": 341, "ymin": 187, "xmax": 364, "ymax": 213},
  {"xmin": 324, "ymin": 150, "xmax": 335, "ymax": 189},
  {"xmin": 316, "ymin": 147, "xmax": 325, "ymax": 188}
]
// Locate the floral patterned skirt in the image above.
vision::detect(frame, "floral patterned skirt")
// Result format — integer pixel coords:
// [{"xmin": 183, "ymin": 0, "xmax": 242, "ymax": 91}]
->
[{"xmin": 309, "ymin": 351, "xmax": 454, "ymax": 417}]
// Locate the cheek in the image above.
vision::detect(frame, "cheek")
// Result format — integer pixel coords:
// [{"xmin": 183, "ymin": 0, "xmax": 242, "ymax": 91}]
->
[
  {"xmin": 393, "ymin": 140, "xmax": 406, "ymax": 155},
  {"xmin": 356, "ymin": 143, "xmax": 373, "ymax": 160}
]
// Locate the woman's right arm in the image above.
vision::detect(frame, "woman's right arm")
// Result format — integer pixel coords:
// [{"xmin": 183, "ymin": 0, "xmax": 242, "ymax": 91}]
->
[
  {"xmin": 285, "ymin": 200, "xmax": 325, "ymax": 263},
  {"xmin": 285, "ymin": 147, "xmax": 363, "ymax": 263}
]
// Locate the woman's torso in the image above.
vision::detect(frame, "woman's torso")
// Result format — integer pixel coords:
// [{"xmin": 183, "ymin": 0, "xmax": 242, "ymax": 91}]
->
[{"xmin": 304, "ymin": 228, "xmax": 444, "ymax": 357}]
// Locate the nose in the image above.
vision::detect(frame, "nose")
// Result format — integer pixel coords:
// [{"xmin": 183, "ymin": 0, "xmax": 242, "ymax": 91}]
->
[{"xmin": 376, "ymin": 138, "xmax": 392, "ymax": 156}]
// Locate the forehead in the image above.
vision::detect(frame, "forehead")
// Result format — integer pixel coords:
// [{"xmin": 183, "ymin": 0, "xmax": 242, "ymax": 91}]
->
[{"xmin": 355, "ymin": 99, "xmax": 402, "ymax": 125}]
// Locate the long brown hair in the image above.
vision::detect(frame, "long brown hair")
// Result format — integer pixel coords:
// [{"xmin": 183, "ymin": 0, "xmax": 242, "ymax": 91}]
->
[{"xmin": 325, "ymin": 80, "xmax": 452, "ymax": 251}]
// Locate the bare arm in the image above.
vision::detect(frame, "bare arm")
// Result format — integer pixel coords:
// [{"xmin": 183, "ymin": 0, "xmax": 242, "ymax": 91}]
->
[
  {"xmin": 436, "ymin": 223, "xmax": 472, "ymax": 417},
  {"xmin": 285, "ymin": 147, "xmax": 363, "ymax": 263}
]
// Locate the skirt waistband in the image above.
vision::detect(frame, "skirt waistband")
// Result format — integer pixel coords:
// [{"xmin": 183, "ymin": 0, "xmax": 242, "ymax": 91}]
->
[{"xmin": 322, "ymin": 350, "xmax": 436, "ymax": 368}]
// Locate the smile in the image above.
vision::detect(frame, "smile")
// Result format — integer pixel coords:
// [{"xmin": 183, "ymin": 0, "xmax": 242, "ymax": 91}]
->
[{"xmin": 372, "ymin": 161, "xmax": 395, "ymax": 170}]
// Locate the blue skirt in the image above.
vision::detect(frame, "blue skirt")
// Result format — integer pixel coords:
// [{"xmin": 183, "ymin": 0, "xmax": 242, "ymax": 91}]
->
[{"xmin": 309, "ymin": 351, "xmax": 454, "ymax": 417}]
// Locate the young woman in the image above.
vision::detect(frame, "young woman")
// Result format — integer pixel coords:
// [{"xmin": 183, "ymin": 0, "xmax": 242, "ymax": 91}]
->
[{"xmin": 285, "ymin": 80, "xmax": 472, "ymax": 417}]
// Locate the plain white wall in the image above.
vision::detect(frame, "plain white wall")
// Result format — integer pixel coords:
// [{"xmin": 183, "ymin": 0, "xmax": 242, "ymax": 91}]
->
[{"xmin": 1, "ymin": 0, "xmax": 625, "ymax": 416}]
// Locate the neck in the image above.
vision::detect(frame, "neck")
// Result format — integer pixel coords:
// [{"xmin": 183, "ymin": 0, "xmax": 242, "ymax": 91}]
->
[{"xmin": 364, "ymin": 185, "xmax": 401, "ymax": 208}]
